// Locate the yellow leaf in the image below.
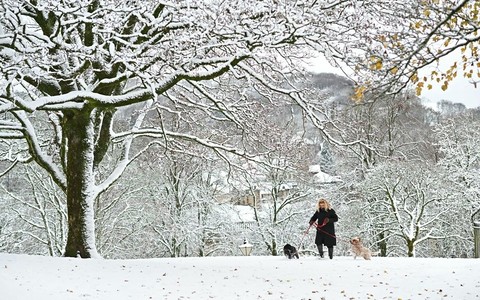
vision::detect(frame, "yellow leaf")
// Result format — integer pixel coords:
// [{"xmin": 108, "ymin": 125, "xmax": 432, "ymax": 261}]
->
[
  {"xmin": 415, "ymin": 82, "xmax": 424, "ymax": 96},
  {"xmin": 352, "ymin": 85, "xmax": 367, "ymax": 102},
  {"xmin": 411, "ymin": 73, "xmax": 419, "ymax": 83},
  {"xmin": 416, "ymin": 87, "xmax": 422, "ymax": 96},
  {"xmin": 390, "ymin": 67, "xmax": 399, "ymax": 75},
  {"xmin": 369, "ymin": 56, "xmax": 383, "ymax": 70},
  {"xmin": 444, "ymin": 38, "xmax": 450, "ymax": 47},
  {"xmin": 427, "ymin": 84, "xmax": 433, "ymax": 90}
]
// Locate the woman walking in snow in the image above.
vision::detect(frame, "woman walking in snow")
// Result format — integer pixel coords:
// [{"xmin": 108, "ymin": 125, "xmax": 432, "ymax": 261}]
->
[{"xmin": 309, "ymin": 198, "xmax": 338, "ymax": 259}]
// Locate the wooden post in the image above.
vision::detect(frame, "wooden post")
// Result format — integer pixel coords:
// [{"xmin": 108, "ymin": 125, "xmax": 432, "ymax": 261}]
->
[{"xmin": 474, "ymin": 221, "xmax": 480, "ymax": 258}]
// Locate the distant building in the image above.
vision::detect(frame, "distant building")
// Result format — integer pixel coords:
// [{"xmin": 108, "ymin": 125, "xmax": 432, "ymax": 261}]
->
[
  {"xmin": 233, "ymin": 182, "xmax": 297, "ymax": 208},
  {"xmin": 308, "ymin": 165, "xmax": 342, "ymax": 184}
]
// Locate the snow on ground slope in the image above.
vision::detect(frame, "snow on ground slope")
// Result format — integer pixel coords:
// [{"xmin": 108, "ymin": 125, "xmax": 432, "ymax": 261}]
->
[{"xmin": 1, "ymin": 253, "xmax": 479, "ymax": 300}]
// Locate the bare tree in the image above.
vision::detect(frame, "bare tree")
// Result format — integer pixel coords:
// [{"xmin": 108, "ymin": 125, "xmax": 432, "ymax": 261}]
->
[
  {"xmin": 359, "ymin": 161, "xmax": 457, "ymax": 257},
  {"xmin": 0, "ymin": 164, "xmax": 66, "ymax": 256},
  {"xmin": 435, "ymin": 110, "xmax": 480, "ymax": 226},
  {"xmin": 230, "ymin": 104, "xmax": 315, "ymax": 256}
]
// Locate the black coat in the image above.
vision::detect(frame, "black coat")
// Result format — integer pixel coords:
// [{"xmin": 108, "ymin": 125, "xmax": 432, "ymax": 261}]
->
[{"xmin": 309, "ymin": 208, "xmax": 338, "ymax": 247}]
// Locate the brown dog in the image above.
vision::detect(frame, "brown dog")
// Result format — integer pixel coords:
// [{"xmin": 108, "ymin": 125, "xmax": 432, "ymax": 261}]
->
[{"xmin": 349, "ymin": 237, "xmax": 371, "ymax": 260}]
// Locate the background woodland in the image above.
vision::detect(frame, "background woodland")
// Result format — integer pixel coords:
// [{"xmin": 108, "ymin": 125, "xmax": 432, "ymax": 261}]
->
[{"xmin": 1, "ymin": 73, "xmax": 478, "ymax": 258}]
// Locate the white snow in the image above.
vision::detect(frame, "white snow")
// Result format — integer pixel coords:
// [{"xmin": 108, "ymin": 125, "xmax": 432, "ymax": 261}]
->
[
  {"xmin": 1, "ymin": 253, "xmax": 479, "ymax": 299},
  {"xmin": 232, "ymin": 204, "xmax": 256, "ymax": 222},
  {"xmin": 309, "ymin": 165, "xmax": 342, "ymax": 184}
]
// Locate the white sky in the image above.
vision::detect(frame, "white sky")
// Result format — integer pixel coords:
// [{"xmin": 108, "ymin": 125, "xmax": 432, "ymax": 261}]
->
[
  {"xmin": 421, "ymin": 76, "xmax": 479, "ymax": 109},
  {"xmin": 1, "ymin": 253, "xmax": 479, "ymax": 299},
  {"xmin": 420, "ymin": 49, "xmax": 479, "ymax": 109}
]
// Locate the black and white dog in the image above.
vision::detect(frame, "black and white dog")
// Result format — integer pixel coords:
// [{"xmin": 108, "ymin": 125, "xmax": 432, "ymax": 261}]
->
[{"xmin": 283, "ymin": 244, "xmax": 299, "ymax": 259}]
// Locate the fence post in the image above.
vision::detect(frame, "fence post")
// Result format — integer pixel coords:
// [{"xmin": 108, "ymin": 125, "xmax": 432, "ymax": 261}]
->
[
  {"xmin": 474, "ymin": 221, "xmax": 480, "ymax": 258},
  {"xmin": 473, "ymin": 209, "xmax": 480, "ymax": 258}
]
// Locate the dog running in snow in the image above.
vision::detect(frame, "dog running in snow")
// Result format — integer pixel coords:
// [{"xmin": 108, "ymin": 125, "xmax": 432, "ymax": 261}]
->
[
  {"xmin": 349, "ymin": 237, "xmax": 372, "ymax": 260},
  {"xmin": 283, "ymin": 244, "xmax": 299, "ymax": 259}
]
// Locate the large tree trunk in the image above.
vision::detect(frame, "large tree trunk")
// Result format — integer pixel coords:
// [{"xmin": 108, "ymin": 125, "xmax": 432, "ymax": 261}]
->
[
  {"xmin": 407, "ymin": 240, "xmax": 415, "ymax": 257},
  {"xmin": 63, "ymin": 109, "xmax": 100, "ymax": 258}
]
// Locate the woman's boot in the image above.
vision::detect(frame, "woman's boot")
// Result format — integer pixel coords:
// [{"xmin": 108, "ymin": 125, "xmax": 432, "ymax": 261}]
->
[
  {"xmin": 317, "ymin": 244, "xmax": 324, "ymax": 258},
  {"xmin": 328, "ymin": 247, "xmax": 333, "ymax": 259}
]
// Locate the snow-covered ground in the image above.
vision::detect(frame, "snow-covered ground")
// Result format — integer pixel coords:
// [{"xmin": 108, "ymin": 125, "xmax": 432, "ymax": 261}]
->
[{"xmin": 1, "ymin": 253, "xmax": 479, "ymax": 300}]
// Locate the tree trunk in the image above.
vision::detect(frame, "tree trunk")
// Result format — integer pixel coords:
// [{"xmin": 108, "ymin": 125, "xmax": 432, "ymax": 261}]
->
[
  {"xmin": 63, "ymin": 109, "xmax": 100, "ymax": 258},
  {"xmin": 407, "ymin": 240, "xmax": 414, "ymax": 257},
  {"xmin": 378, "ymin": 232, "xmax": 387, "ymax": 257},
  {"xmin": 272, "ymin": 238, "xmax": 277, "ymax": 256}
]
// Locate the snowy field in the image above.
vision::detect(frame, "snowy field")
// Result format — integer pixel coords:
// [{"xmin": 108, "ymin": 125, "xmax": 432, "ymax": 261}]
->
[{"xmin": 1, "ymin": 253, "xmax": 479, "ymax": 300}]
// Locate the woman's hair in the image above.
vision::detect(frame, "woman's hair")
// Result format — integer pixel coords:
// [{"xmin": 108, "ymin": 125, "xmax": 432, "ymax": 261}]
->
[{"xmin": 316, "ymin": 198, "xmax": 331, "ymax": 211}]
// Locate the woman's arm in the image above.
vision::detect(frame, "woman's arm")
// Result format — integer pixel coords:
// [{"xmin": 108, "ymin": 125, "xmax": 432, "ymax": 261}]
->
[
  {"xmin": 329, "ymin": 209, "xmax": 339, "ymax": 222},
  {"xmin": 309, "ymin": 212, "xmax": 318, "ymax": 224}
]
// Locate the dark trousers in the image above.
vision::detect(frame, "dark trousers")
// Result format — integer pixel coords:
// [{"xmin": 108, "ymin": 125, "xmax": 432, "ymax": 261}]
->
[{"xmin": 317, "ymin": 244, "xmax": 334, "ymax": 259}]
